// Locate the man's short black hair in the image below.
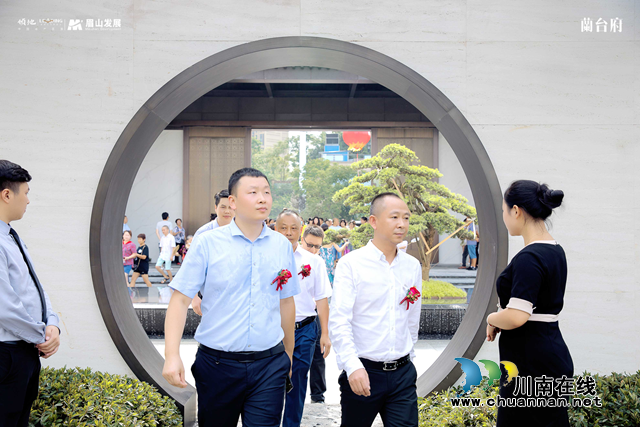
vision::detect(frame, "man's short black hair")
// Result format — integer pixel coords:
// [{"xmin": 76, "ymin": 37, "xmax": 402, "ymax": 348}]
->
[
  {"xmin": 369, "ymin": 192, "xmax": 404, "ymax": 216},
  {"xmin": 162, "ymin": 212, "xmax": 169, "ymax": 220},
  {"xmin": 0, "ymin": 160, "xmax": 31, "ymax": 194},
  {"xmin": 361, "ymin": 216, "xmax": 368, "ymax": 222},
  {"xmin": 214, "ymin": 189, "xmax": 230, "ymax": 207},
  {"xmin": 228, "ymin": 168, "xmax": 269, "ymax": 196}
]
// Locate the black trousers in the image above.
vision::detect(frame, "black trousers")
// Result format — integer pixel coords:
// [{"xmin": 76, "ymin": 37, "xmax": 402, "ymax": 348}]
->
[
  {"xmin": 192, "ymin": 344, "xmax": 290, "ymax": 427},
  {"xmin": 461, "ymin": 245, "xmax": 469, "ymax": 266},
  {"xmin": 308, "ymin": 315, "xmax": 326, "ymax": 402},
  {"xmin": 0, "ymin": 342, "xmax": 41, "ymax": 427},
  {"xmin": 339, "ymin": 360, "xmax": 418, "ymax": 427}
]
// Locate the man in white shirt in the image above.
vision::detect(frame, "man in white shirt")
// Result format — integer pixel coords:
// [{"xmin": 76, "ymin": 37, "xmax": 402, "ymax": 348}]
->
[
  {"xmin": 155, "ymin": 225, "xmax": 176, "ymax": 283},
  {"xmin": 155, "ymin": 212, "xmax": 172, "ymax": 247},
  {"xmin": 329, "ymin": 192, "xmax": 422, "ymax": 427},
  {"xmin": 276, "ymin": 211, "xmax": 332, "ymax": 427}
]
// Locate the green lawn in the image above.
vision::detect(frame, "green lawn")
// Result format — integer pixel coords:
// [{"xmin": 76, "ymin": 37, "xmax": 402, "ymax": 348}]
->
[{"xmin": 421, "ymin": 280, "xmax": 467, "ymax": 305}]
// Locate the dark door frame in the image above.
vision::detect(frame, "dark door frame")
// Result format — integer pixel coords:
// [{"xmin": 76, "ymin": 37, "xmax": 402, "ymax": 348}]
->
[{"xmin": 90, "ymin": 36, "xmax": 508, "ymax": 424}]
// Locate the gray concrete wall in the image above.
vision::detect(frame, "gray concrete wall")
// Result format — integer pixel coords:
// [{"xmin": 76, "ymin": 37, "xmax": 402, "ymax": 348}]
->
[
  {"xmin": 0, "ymin": 1, "xmax": 637, "ymax": 379},
  {"xmin": 438, "ymin": 133, "xmax": 475, "ymax": 266}
]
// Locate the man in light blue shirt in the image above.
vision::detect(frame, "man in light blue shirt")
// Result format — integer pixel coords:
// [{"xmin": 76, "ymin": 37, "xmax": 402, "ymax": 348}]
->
[
  {"xmin": 193, "ymin": 189, "xmax": 235, "ymax": 240},
  {"xmin": 190, "ymin": 189, "xmax": 235, "ymax": 315},
  {"xmin": 0, "ymin": 160, "xmax": 61, "ymax": 426},
  {"xmin": 162, "ymin": 168, "xmax": 300, "ymax": 427}
]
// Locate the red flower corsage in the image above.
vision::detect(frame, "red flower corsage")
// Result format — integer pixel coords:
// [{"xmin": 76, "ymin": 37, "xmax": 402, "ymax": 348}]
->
[
  {"xmin": 271, "ymin": 269, "xmax": 292, "ymax": 291},
  {"xmin": 298, "ymin": 264, "xmax": 311, "ymax": 279},
  {"xmin": 400, "ymin": 286, "xmax": 421, "ymax": 310}
]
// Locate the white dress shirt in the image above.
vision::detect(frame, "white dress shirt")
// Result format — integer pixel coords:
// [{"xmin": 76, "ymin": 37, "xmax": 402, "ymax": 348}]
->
[
  {"xmin": 329, "ymin": 240, "xmax": 422, "ymax": 376},
  {"xmin": 293, "ymin": 244, "xmax": 332, "ymax": 322}
]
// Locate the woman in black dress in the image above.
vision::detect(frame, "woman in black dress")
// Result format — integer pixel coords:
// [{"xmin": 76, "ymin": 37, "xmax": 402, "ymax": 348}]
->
[{"xmin": 486, "ymin": 180, "xmax": 574, "ymax": 427}]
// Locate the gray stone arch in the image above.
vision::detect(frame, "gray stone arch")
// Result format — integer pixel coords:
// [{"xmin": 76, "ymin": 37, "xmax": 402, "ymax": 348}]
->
[{"xmin": 89, "ymin": 36, "xmax": 508, "ymax": 422}]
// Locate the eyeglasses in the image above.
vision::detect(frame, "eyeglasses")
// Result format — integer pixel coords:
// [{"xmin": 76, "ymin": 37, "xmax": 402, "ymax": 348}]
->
[{"xmin": 303, "ymin": 236, "xmax": 322, "ymax": 250}]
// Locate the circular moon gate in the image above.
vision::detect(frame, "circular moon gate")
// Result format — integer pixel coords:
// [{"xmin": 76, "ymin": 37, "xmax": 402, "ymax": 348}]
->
[{"xmin": 90, "ymin": 36, "xmax": 508, "ymax": 419}]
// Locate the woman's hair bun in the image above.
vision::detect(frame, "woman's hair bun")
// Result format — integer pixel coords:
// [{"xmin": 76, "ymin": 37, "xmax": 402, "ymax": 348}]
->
[
  {"xmin": 504, "ymin": 180, "xmax": 564, "ymax": 221},
  {"xmin": 538, "ymin": 184, "xmax": 564, "ymax": 209}
]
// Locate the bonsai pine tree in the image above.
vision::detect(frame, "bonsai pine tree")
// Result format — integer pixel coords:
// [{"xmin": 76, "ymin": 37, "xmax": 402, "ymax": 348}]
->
[{"xmin": 333, "ymin": 143, "xmax": 476, "ymax": 280}]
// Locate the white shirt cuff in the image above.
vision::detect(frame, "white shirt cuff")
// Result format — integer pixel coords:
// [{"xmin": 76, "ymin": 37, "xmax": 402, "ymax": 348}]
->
[
  {"xmin": 344, "ymin": 357, "xmax": 365, "ymax": 377},
  {"xmin": 506, "ymin": 297, "xmax": 534, "ymax": 315}
]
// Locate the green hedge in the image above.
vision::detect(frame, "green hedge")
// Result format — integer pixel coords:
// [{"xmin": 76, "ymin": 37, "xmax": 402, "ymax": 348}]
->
[
  {"xmin": 418, "ymin": 371, "xmax": 640, "ymax": 427},
  {"xmin": 30, "ymin": 367, "xmax": 182, "ymax": 426}
]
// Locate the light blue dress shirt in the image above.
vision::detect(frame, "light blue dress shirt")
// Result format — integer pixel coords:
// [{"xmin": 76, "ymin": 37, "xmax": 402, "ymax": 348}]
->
[
  {"xmin": 193, "ymin": 218, "xmax": 220, "ymax": 240},
  {"xmin": 0, "ymin": 220, "xmax": 60, "ymax": 343},
  {"xmin": 171, "ymin": 219, "xmax": 300, "ymax": 352}
]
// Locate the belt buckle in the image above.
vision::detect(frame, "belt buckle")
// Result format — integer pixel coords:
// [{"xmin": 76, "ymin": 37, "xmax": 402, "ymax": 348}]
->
[
  {"xmin": 295, "ymin": 323, "xmax": 300, "ymax": 330},
  {"xmin": 383, "ymin": 361, "xmax": 398, "ymax": 371}
]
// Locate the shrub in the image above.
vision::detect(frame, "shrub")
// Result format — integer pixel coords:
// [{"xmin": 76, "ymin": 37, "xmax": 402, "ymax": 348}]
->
[
  {"xmin": 323, "ymin": 228, "xmax": 350, "ymax": 245},
  {"xmin": 419, "ymin": 378, "xmax": 498, "ymax": 426},
  {"xmin": 569, "ymin": 371, "xmax": 640, "ymax": 427},
  {"xmin": 30, "ymin": 367, "xmax": 182, "ymax": 426},
  {"xmin": 418, "ymin": 371, "xmax": 640, "ymax": 427},
  {"xmin": 421, "ymin": 280, "xmax": 467, "ymax": 305}
]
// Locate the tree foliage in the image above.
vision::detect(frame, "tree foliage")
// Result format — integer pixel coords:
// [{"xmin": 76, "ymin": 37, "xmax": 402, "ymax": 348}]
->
[
  {"xmin": 300, "ymin": 158, "xmax": 356, "ymax": 220},
  {"xmin": 333, "ymin": 144, "xmax": 476, "ymax": 279}
]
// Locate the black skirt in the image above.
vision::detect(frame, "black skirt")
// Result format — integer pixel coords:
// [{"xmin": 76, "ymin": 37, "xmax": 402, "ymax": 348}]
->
[{"xmin": 497, "ymin": 321, "xmax": 574, "ymax": 427}]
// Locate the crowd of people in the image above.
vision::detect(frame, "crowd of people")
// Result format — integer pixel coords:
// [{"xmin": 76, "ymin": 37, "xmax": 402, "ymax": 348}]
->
[
  {"xmin": 123, "ymin": 205, "xmax": 372, "ymax": 297},
  {"xmin": 122, "ymin": 212, "xmax": 194, "ymax": 295}
]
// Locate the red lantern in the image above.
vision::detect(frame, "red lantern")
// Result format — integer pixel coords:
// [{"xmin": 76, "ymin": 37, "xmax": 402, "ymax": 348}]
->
[{"xmin": 343, "ymin": 131, "xmax": 371, "ymax": 152}]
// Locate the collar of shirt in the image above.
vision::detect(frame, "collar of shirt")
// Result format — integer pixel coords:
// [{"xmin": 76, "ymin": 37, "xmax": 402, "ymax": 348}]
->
[
  {"xmin": 228, "ymin": 218, "xmax": 270, "ymax": 242},
  {"xmin": 365, "ymin": 240, "xmax": 401, "ymax": 267},
  {"xmin": 0, "ymin": 220, "xmax": 10, "ymax": 236},
  {"xmin": 294, "ymin": 242, "xmax": 307, "ymax": 258}
]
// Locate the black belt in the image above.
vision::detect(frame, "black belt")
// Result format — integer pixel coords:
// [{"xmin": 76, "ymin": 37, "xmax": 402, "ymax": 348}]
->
[
  {"xmin": 198, "ymin": 342, "xmax": 284, "ymax": 362},
  {"xmin": 295, "ymin": 316, "xmax": 316, "ymax": 330},
  {"xmin": 0, "ymin": 340, "xmax": 34, "ymax": 349},
  {"xmin": 360, "ymin": 354, "xmax": 411, "ymax": 371}
]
